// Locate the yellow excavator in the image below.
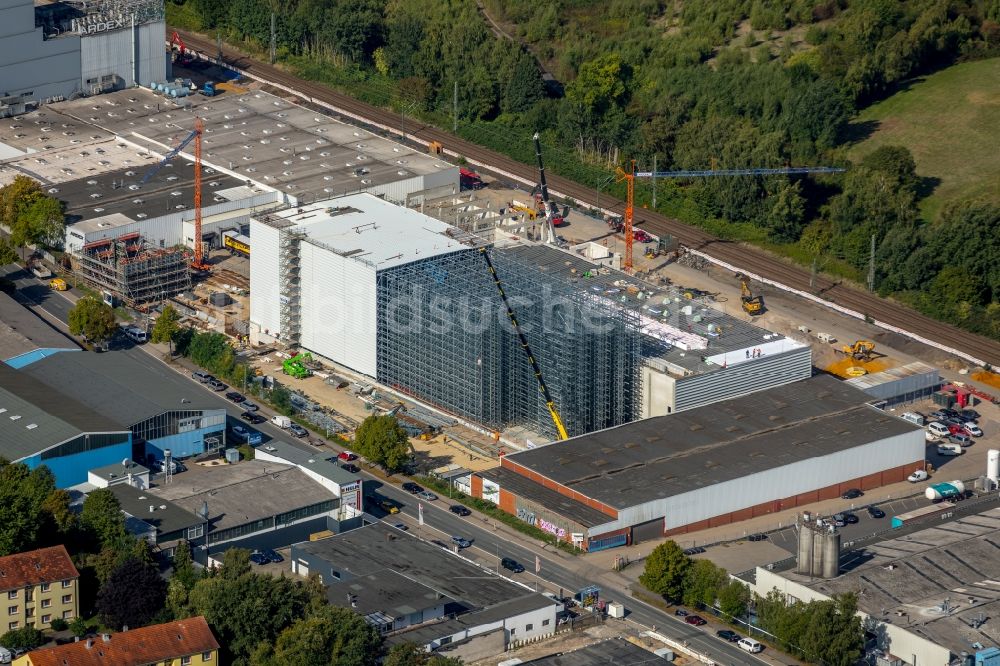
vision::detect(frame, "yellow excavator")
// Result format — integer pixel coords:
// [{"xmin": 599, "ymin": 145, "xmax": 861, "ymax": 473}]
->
[
  {"xmin": 838, "ymin": 340, "xmax": 878, "ymax": 361},
  {"xmin": 738, "ymin": 274, "xmax": 764, "ymax": 316}
]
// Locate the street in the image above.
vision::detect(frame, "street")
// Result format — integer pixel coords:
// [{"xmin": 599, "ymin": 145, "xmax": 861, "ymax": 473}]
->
[{"xmin": 1, "ymin": 263, "xmax": 769, "ymax": 665}]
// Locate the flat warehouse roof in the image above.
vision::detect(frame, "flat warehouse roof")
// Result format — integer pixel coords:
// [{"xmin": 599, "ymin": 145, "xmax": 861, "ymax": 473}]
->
[
  {"xmin": 522, "ymin": 638, "xmax": 664, "ymax": 665},
  {"xmin": 261, "ymin": 194, "xmax": 482, "ymax": 269},
  {"xmin": 478, "ymin": 466, "xmax": 612, "ymax": 527},
  {"xmin": 109, "ymin": 483, "xmax": 203, "ymax": 537},
  {"xmin": 0, "ymin": 363, "xmax": 127, "ymax": 460},
  {"xmin": 504, "ymin": 375, "xmax": 921, "ymax": 509},
  {"xmin": 23, "ymin": 351, "xmax": 223, "ymax": 425}
]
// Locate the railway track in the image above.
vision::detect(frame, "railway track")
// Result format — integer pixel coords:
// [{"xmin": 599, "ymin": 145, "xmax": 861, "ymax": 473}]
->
[{"xmin": 175, "ymin": 29, "xmax": 1000, "ymax": 367}]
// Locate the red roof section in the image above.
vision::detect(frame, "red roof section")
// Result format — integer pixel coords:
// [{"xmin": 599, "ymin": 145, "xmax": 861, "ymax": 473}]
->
[
  {"xmin": 26, "ymin": 617, "xmax": 220, "ymax": 666},
  {"xmin": 0, "ymin": 545, "xmax": 78, "ymax": 592}
]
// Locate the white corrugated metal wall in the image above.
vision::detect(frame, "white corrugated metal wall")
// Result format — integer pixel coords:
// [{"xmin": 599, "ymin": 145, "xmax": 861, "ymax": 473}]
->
[
  {"xmin": 299, "ymin": 242, "xmax": 377, "ymax": 377},
  {"xmin": 80, "ymin": 21, "xmax": 165, "ymax": 90},
  {"xmin": 0, "ymin": 0, "xmax": 81, "ymax": 100},
  {"xmin": 248, "ymin": 219, "xmax": 280, "ymax": 336},
  {"xmin": 673, "ymin": 345, "xmax": 812, "ymax": 412},
  {"xmin": 368, "ymin": 167, "xmax": 459, "ymax": 205}
]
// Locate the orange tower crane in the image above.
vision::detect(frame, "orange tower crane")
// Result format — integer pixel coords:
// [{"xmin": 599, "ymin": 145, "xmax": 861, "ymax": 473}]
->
[
  {"xmin": 614, "ymin": 161, "xmax": 636, "ymax": 273},
  {"xmin": 192, "ymin": 117, "xmax": 208, "ymax": 271}
]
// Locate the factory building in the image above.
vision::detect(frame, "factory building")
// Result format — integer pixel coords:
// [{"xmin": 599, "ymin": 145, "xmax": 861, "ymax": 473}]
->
[
  {"xmin": 752, "ymin": 504, "xmax": 1000, "ymax": 666},
  {"xmin": 466, "ymin": 375, "xmax": 925, "ymax": 551},
  {"xmin": 1, "ymin": 0, "xmax": 166, "ymax": 112},
  {"xmin": 0, "ymin": 363, "xmax": 133, "ymax": 487},
  {"xmin": 20, "ymin": 350, "xmax": 227, "ymax": 464},
  {"xmin": 845, "ymin": 360, "xmax": 941, "ymax": 406},
  {"xmin": 250, "ymin": 196, "xmax": 643, "ymax": 438}
]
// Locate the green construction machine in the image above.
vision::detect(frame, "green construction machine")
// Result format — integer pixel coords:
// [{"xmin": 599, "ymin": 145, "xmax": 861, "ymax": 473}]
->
[{"xmin": 283, "ymin": 352, "xmax": 313, "ymax": 379}]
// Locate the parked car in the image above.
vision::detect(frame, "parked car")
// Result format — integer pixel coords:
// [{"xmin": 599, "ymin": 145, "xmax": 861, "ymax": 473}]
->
[
  {"xmin": 402, "ymin": 482, "xmax": 423, "ymax": 494},
  {"xmin": 450, "ymin": 505, "xmax": 471, "ymax": 517},
  {"xmin": 271, "ymin": 415, "xmax": 292, "ymax": 429},
  {"xmin": 340, "ymin": 463, "xmax": 359, "ymax": 473},
  {"xmin": 338, "ymin": 451, "xmax": 358, "ymax": 462},
  {"xmin": 501, "ymin": 557, "xmax": 524, "ymax": 573},
  {"xmin": 392, "ymin": 523, "xmax": 408, "ymax": 531},
  {"xmin": 832, "ymin": 513, "xmax": 847, "ymax": 527},
  {"xmin": 929, "ymin": 410, "xmax": 949, "ymax": 421},
  {"xmin": 673, "ymin": 609, "xmax": 688, "ymax": 617},
  {"xmin": 949, "ymin": 433, "xmax": 972, "ymax": 447},
  {"xmin": 192, "ymin": 371, "xmax": 213, "ymax": 383},
  {"xmin": 716, "ymin": 630, "xmax": 741, "ymax": 642},
  {"xmin": 942, "ymin": 408, "xmax": 961, "ymax": 419},
  {"xmin": 927, "ymin": 422, "xmax": 951, "ymax": 438},
  {"xmin": 249, "ymin": 551, "xmax": 269, "ymax": 565},
  {"xmin": 963, "ymin": 423, "xmax": 984, "ymax": 438},
  {"xmin": 747, "ymin": 533, "xmax": 768, "ymax": 541},
  {"xmin": 683, "ymin": 547, "xmax": 706, "ymax": 555},
  {"xmin": 288, "ymin": 423, "xmax": 308, "ymax": 438},
  {"xmin": 241, "ymin": 411, "xmax": 265, "ymax": 424},
  {"xmin": 738, "ymin": 637, "xmax": 764, "ymax": 653},
  {"xmin": 262, "ymin": 549, "xmax": 283, "ymax": 563},
  {"xmin": 841, "ymin": 488, "xmax": 863, "ymax": 499},
  {"xmin": 867, "ymin": 505, "xmax": 886, "ymax": 519},
  {"xmin": 225, "ymin": 391, "xmax": 246, "ymax": 402},
  {"xmin": 684, "ymin": 615, "xmax": 707, "ymax": 626},
  {"xmin": 207, "ymin": 379, "xmax": 227, "ymax": 391},
  {"xmin": 231, "ymin": 425, "xmax": 261, "ymax": 445},
  {"xmin": 240, "ymin": 400, "xmax": 259, "ymax": 412},
  {"xmin": 842, "ymin": 512, "xmax": 859, "ymax": 524},
  {"xmin": 451, "ymin": 536, "xmax": 472, "ymax": 549},
  {"xmin": 416, "ymin": 491, "xmax": 438, "ymax": 501},
  {"xmin": 377, "ymin": 498, "xmax": 400, "ymax": 515},
  {"xmin": 960, "ymin": 409, "xmax": 981, "ymax": 421},
  {"xmin": 908, "ymin": 469, "xmax": 929, "ymax": 483}
]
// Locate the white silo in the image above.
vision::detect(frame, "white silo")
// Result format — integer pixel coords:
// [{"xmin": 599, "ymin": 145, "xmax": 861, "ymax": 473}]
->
[{"xmin": 987, "ymin": 449, "xmax": 999, "ymax": 487}]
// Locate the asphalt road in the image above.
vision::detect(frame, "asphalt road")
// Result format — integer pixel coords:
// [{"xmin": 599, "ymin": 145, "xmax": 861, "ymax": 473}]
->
[{"xmin": 1, "ymin": 266, "xmax": 766, "ymax": 665}]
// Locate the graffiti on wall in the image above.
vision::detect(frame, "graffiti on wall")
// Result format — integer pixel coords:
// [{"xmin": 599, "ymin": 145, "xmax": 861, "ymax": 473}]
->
[{"xmin": 538, "ymin": 519, "xmax": 567, "ymax": 539}]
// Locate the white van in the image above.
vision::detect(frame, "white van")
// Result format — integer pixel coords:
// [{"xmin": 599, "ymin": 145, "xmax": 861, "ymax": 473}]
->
[
  {"xmin": 937, "ymin": 443, "xmax": 963, "ymax": 456},
  {"xmin": 122, "ymin": 325, "xmax": 147, "ymax": 343},
  {"xmin": 738, "ymin": 637, "xmax": 764, "ymax": 653},
  {"xmin": 901, "ymin": 411, "xmax": 925, "ymax": 426},
  {"xmin": 927, "ymin": 422, "xmax": 950, "ymax": 438},
  {"xmin": 271, "ymin": 415, "xmax": 292, "ymax": 429}
]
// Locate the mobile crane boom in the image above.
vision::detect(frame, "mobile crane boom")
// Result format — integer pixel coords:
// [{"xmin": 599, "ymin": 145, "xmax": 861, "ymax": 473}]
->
[{"xmin": 480, "ymin": 248, "xmax": 569, "ymax": 441}]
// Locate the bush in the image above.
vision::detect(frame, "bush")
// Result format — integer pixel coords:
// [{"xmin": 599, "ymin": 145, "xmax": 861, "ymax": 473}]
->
[
  {"xmin": 49, "ymin": 618, "xmax": 68, "ymax": 632},
  {"xmin": 0, "ymin": 625, "xmax": 45, "ymax": 650}
]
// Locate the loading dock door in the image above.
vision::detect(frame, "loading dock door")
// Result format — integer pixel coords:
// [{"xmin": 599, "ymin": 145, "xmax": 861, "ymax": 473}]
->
[{"xmin": 632, "ymin": 518, "xmax": 665, "ymax": 544}]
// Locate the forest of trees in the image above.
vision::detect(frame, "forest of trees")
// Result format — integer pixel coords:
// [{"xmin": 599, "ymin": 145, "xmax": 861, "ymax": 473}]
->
[{"xmin": 168, "ymin": 0, "xmax": 1000, "ymax": 340}]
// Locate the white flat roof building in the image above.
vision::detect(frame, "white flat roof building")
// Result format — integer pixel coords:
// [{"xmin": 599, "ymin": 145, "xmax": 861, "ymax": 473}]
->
[{"xmin": 249, "ymin": 193, "xmax": 483, "ymax": 377}]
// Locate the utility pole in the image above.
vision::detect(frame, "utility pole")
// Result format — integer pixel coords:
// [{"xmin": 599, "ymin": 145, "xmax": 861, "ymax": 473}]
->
[
  {"xmin": 652, "ymin": 155, "xmax": 657, "ymax": 209},
  {"xmin": 453, "ymin": 81, "xmax": 458, "ymax": 133},
  {"xmin": 216, "ymin": 31, "xmax": 222, "ymax": 62},
  {"xmin": 269, "ymin": 12, "xmax": 276, "ymax": 65},
  {"xmin": 810, "ymin": 257, "xmax": 817, "ymax": 291},
  {"xmin": 867, "ymin": 233, "xmax": 876, "ymax": 292}
]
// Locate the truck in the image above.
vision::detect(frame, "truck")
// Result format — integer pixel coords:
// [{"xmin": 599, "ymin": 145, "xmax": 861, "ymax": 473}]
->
[
  {"xmin": 200, "ymin": 82, "xmax": 217, "ymax": 97},
  {"xmin": 925, "ymin": 480, "xmax": 965, "ymax": 502},
  {"xmin": 936, "ymin": 443, "xmax": 963, "ymax": 456},
  {"xmin": 283, "ymin": 352, "xmax": 312, "ymax": 379},
  {"xmin": 271, "ymin": 415, "xmax": 292, "ymax": 429}
]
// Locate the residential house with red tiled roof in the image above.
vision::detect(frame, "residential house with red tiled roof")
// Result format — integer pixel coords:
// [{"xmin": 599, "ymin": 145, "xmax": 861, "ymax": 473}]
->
[
  {"xmin": 0, "ymin": 545, "xmax": 79, "ymax": 631},
  {"xmin": 15, "ymin": 616, "xmax": 220, "ymax": 666}
]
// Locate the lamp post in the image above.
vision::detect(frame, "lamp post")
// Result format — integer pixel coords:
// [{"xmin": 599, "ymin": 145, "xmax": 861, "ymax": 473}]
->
[{"xmin": 594, "ymin": 175, "xmax": 615, "ymax": 217}]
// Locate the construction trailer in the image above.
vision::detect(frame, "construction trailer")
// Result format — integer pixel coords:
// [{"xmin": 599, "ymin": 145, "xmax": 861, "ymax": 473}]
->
[{"xmin": 73, "ymin": 234, "xmax": 191, "ymax": 305}]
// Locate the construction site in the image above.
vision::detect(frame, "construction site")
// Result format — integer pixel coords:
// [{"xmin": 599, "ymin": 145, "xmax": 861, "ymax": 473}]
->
[{"xmin": 73, "ymin": 232, "xmax": 191, "ymax": 304}]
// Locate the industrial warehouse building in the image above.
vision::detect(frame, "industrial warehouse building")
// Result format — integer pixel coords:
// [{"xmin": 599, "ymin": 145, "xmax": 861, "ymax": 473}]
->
[
  {"xmin": 753, "ymin": 505, "xmax": 1000, "ymax": 666},
  {"xmin": 0, "ymin": 363, "xmax": 133, "ymax": 487},
  {"xmin": 20, "ymin": 350, "xmax": 227, "ymax": 464},
  {"xmin": 466, "ymin": 375, "xmax": 925, "ymax": 551},
  {"xmin": 291, "ymin": 523, "xmax": 560, "ymax": 660},
  {"xmin": 1, "ymin": 0, "xmax": 166, "ymax": 112}
]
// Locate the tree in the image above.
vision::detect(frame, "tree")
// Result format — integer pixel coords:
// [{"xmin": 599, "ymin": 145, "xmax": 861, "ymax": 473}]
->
[
  {"xmin": 172, "ymin": 539, "xmax": 200, "ymax": 591},
  {"xmin": 68, "ymin": 295, "xmax": 117, "ymax": 344},
  {"xmin": 383, "ymin": 643, "xmax": 463, "ymax": 666},
  {"xmin": 251, "ymin": 605, "xmax": 381, "ymax": 666},
  {"xmin": 270, "ymin": 383, "xmax": 294, "ymax": 415},
  {"xmin": 150, "ymin": 305, "xmax": 181, "ymax": 352},
  {"xmin": 219, "ymin": 547, "xmax": 251, "ymax": 580},
  {"xmin": 41, "ymin": 489, "xmax": 76, "ymax": 534},
  {"xmin": 0, "ymin": 625, "xmax": 45, "ymax": 650},
  {"xmin": 189, "ymin": 570, "xmax": 319, "ymax": 662},
  {"xmin": 639, "ymin": 540, "xmax": 690, "ymax": 601},
  {"xmin": 0, "ymin": 238, "xmax": 17, "ymax": 266},
  {"xmin": 96, "ymin": 557, "xmax": 167, "ymax": 630},
  {"xmin": 353, "ymin": 415, "xmax": 411, "ymax": 472},
  {"xmin": 718, "ymin": 579, "xmax": 751, "ymax": 620},
  {"xmin": 682, "ymin": 559, "xmax": 727, "ymax": 609},
  {"xmin": 80, "ymin": 488, "xmax": 128, "ymax": 550},
  {"xmin": 0, "ymin": 460, "xmax": 56, "ymax": 556}
]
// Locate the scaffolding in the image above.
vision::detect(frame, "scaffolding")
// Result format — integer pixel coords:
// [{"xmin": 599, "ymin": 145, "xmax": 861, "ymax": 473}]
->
[
  {"xmin": 278, "ymin": 226, "xmax": 306, "ymax": 347},
  {"xmin": 73, "ymin": 235, "xmax": 191, "ymax": 305},
  {"xmin": 375, "ymin": 245, "xmax": 642, "ymax": 438}
]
